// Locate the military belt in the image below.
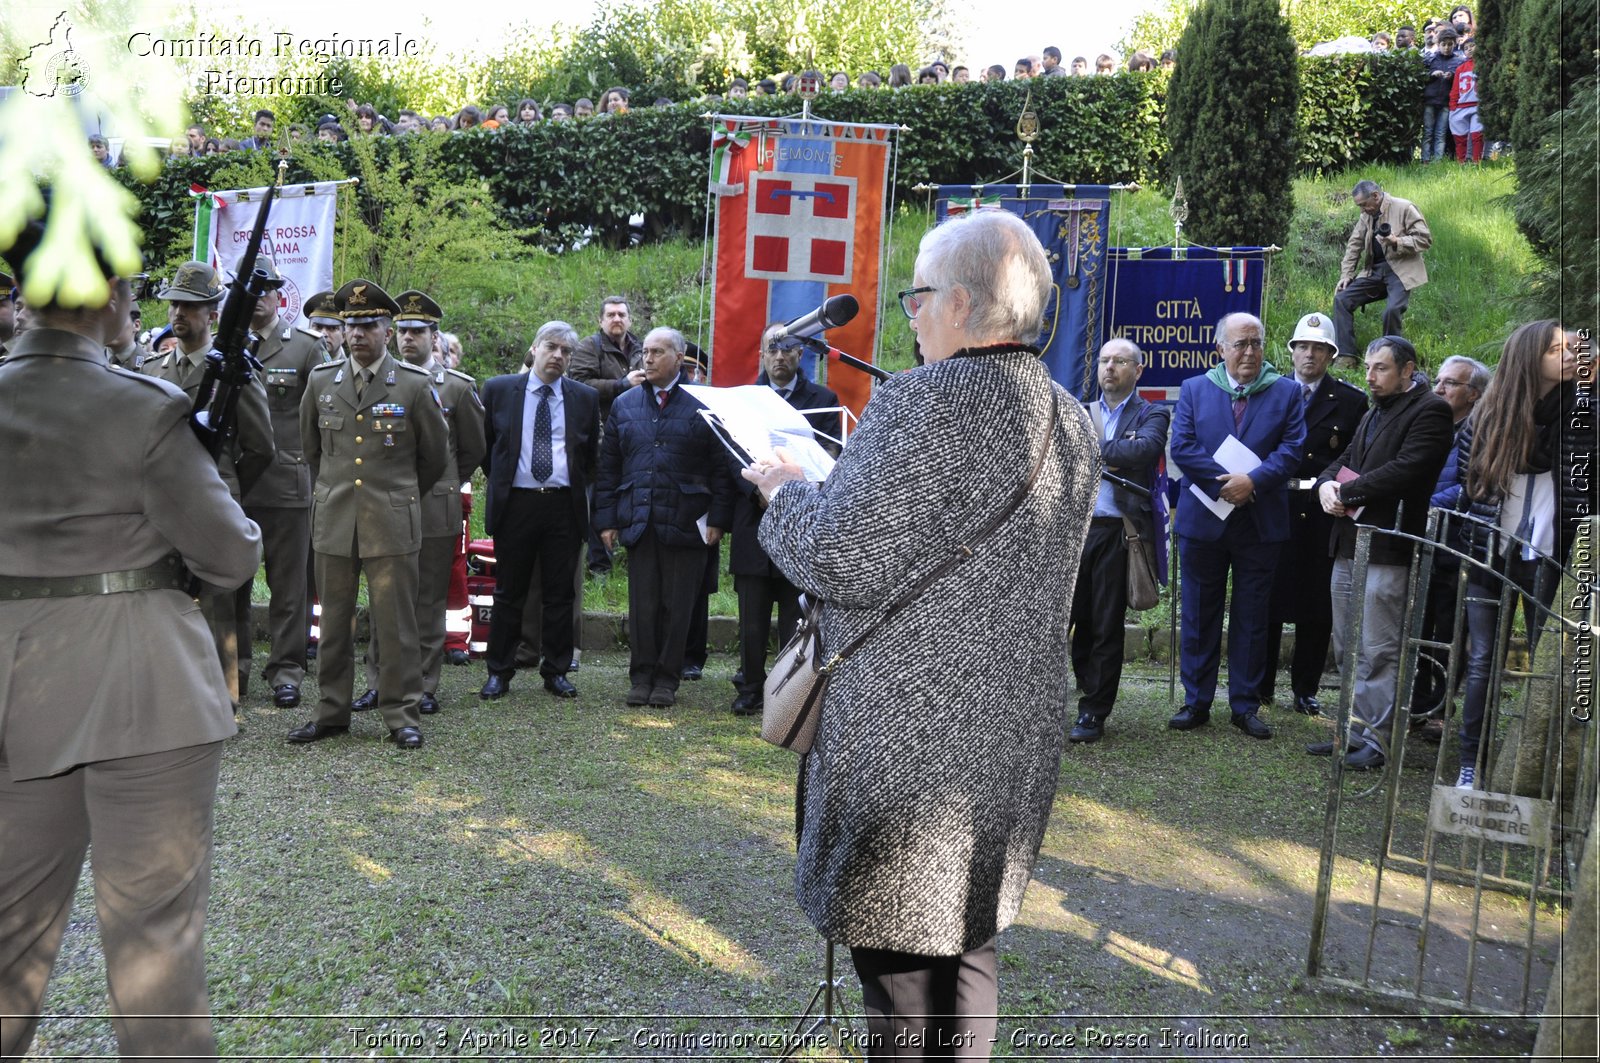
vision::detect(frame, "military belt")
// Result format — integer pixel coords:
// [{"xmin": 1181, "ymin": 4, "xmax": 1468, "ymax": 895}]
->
[{"xmin": 0, "ymin": 552, "xmax": 192, "ymax": 600}]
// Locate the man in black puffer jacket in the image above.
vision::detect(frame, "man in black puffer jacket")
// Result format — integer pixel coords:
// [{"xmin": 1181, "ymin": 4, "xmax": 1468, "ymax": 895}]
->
[{"xmin": 594, "ymin": 327, "xmax": 735, "ymax": 708}]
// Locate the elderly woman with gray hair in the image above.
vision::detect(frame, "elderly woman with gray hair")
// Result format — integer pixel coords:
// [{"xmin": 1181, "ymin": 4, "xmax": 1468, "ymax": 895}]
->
[{"xmin": 744, "ymin": 210, "xmax": 1099, "ymax": 1058}]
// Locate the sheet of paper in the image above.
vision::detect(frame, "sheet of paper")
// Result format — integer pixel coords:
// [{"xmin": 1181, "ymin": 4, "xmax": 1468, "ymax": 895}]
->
[
  {"xmin": 1188, "ymin": 482, "xmax": 1234, "ymax": 521},
  {"xmin": 1214, "ymin": 434, "xmax": 1262, "ymax": 475},
  {"xmin": 684, "ymin": 384, "xmax": 837, "ymax": 481},
  {"xmin": 696, "ymin": 512, "xmax": 711, "ymax": 544}
]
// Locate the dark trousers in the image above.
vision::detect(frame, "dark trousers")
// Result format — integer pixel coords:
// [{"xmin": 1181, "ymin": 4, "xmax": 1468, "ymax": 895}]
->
[
  {"xmin": 0, "ymin": 742, "xmax": 224, "ymax": 1060},
  {"xmin": 1334, "ymin": 262, "xmax": 1410, "ymax": 361},
  {"xmin": 514, "ymin": 544, "xmax": 585, "ymax": 669},
  {"xmin": 1070, "ymin": 519, "xmax": 1130, "ymax": 719},
  {"xmin": 850, "ymin": 938, "xmax": 997, "ymax": 1061},
  {"xmin": 1411, "ymin": 556, "xmax": 1462, "ymax": 715},
  {"xmin": 625, "ymin": 529, "xmax": 705, "ymax": 693},
  {"xmin": 734, "ymin": 571, "xmax": 802, "ymax": 698},
  {"xmin": 1179, "ymin": 524, "xmax": 1281, "ymax": 716},
  {"xmin": 246, "ymin": 505, "xmax": 311, "ymax": 690},
  {"xmin": 683, "ymin": 542, "xmax": 720, "ymax": 670},
  {"xmin": 1262, "ymin": 523, "xmax": 1337, "ymax": 701},
  {"xmin": 485, "ymin": 488, "xmax": 579, "ymax": 679}
]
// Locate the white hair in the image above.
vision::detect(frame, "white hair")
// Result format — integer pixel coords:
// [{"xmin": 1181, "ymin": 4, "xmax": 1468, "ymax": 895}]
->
[{"xmin": 916, "ymin": 210, "xmax": 1051, "ymax": 341}]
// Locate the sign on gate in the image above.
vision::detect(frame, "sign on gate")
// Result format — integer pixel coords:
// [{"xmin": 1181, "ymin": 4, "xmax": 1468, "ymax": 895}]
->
[{"xmin": 1428, "ymin": 786, "xmax": 1554, "ymax": 847}]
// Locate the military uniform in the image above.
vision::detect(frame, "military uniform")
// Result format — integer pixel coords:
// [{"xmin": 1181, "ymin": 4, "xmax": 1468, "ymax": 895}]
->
[
  {"xmin": 108, "ymin": 338, "xmax": 148, "ymax": 371},
  {"xmin": 1262, "ymin": 314, "xmax": 1369, "ymax": 711},
  {"xmin": 366, "ymin": 291, "xmax": 486, "ymax": 707},
  {"xmin": 243, "ymin": 302, "xmax": 329, "ymax": 704},
  {"xmin": 0, "ymin": 319, "xmax": 260, "ymax": 1059},
  {"xmin": 295, "ymin": 280, "xmax": 449, "ymax": 746},
  {"xmin": 300, "ymin": 289, "xmax": 345, "ymax": 655},
  {"xmin": 144, "ymin": 262, "xmax": 275, "ymax": 709}
]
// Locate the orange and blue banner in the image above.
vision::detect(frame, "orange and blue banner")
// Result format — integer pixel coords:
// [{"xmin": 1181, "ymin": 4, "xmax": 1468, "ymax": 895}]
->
[{"xmin": 708, "ymin": 116, "xmax": 894, "ymax": 419}]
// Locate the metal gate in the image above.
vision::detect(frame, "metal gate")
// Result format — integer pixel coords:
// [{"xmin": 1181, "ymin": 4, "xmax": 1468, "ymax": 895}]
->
[{"xmin": 1306, "ymin": 511, "xmax": 1597, "ymax": 1015}]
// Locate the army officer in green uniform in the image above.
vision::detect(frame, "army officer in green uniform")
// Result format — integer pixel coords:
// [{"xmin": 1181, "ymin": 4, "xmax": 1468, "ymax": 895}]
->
[
  {"xmin": 363, "ymin": 290, "xmax": 485, "ymax": 715},
  {"xmin": 288, "ymin": 279, "xmax": 449, "ymax": 749},
  {"xmin": 143, "ymin": 261, "xmax": 275, "ymax": 713},
  {"xmin": 240, "ymin": 258, "xmax": 329, "ymax": 710}
]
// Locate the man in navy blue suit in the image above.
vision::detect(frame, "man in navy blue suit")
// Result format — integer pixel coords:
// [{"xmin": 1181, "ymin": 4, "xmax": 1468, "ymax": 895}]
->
[
  {"xmin": 1169, "ymin": 313, "xmax": 1307, "ymax": 739},
  {"xmin": 478, "ymin": 322, "xmax": 601, "ymax": 701}
]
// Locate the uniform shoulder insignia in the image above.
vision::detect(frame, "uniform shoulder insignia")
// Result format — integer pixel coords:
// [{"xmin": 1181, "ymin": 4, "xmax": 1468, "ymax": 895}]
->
[
  {"xmin": 295, "ymin": 326, "xmax": 320, "ymax": 341},
  {"xmin": 445, "ymin": 367, "xmax": 476, "ymax": 385},
  {"xmin": 397, "ymin": 361, "xmax": 430, "ymax": 376},
  {"xmin": 310, "ymin": 359, "xmax": 343, "ymax": 373}
]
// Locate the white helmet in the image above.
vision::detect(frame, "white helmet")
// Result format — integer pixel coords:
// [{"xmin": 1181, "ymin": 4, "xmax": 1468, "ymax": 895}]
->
[{"xmin": 1287, "ymin": 312, "xmax": 1339, "ymax": 359}]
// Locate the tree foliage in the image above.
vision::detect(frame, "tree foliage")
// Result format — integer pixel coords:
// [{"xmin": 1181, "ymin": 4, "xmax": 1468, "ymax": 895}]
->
[
  {"xmin": 1165, "ymin": 0, "xmax": 1300, "ymax": 246},
  {"xmin": 1511, "ymin": 75, "xmax": 1599, "ymax": 325},
  {"xmin": 1123, "ymin": 0, "xmax": 1437, "ymax": 55}
]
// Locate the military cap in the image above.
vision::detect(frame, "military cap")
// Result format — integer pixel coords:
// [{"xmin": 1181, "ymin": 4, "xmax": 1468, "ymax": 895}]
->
[
  {"xmin": 394, "ymin": 289, "xmax": 442, "ymax": 327},
  {"xmin": 335, "ymin": 278, "xmax": 400, "ymax": 324},
  {"xmin": 303, "ymin": 289, "xmax": 342, "ymax": 325},
  {"xmin": 234, "ymin": 254, "xmax": 285, "ymax": 291},
  {"xmin": 158, "ymin": 260, "xmax": 226, "ymax": 303}
]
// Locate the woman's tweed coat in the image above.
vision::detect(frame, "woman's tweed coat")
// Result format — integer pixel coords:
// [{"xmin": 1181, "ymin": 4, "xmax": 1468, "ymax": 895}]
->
[{"xmin": 759, "ymin": 349, "xmax": 1098, "ymax": 955}]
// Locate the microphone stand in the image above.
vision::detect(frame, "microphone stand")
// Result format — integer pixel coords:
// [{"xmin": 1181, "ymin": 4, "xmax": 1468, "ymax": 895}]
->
[{"xmin": 794, "ymin": 335, "xmax": 890, "ymax": 382}]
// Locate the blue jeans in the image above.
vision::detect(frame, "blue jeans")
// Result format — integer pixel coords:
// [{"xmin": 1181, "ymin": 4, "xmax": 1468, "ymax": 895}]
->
[
  {"xmin": 1421, "ymin": 104, "xmax": 1451, "ymax": 162},
  {"xmin": 1457, "ymin": 554, "xmax": 1557, "ymax": 772}
]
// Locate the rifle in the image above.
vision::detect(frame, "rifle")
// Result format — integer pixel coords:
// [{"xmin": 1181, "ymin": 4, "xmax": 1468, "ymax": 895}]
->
[{"xmin": 190, "ymin": 182, "xmax": 277, "ymax": 457}]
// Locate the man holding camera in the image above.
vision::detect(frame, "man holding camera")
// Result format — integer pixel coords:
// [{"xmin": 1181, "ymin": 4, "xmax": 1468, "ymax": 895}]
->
[{"xmin": 1332, "ymin": 179, "xmax": 1431, "ymax": 365}]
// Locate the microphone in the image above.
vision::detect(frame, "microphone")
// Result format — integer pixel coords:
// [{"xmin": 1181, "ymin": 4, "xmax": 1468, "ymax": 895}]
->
[
  {"xmin": 789, "ymin": 335, "xmax": 891, "ymax": 381},
  {"xmin": 770, "ymin": 294, "xmax": 859, "ymax": 341}
]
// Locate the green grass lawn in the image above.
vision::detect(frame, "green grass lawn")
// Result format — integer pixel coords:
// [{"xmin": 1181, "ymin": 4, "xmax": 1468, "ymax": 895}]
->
[{"xmin": 27, "ymin": 654, "xmax": 1545, "ymax": 1060}]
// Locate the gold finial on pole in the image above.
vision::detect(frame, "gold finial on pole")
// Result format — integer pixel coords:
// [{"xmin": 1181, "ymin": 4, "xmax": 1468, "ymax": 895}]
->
[
  {"xmin": 1015, "ymin": 87, "xmax": 1040, "ymax": 194},
  {"xmin": 276, "ymin": 157, "xmax": 289, "ymax": 188}
]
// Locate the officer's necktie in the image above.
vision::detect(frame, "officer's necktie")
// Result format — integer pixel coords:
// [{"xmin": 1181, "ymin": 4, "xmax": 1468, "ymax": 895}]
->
[
  {"xmin": 356, "ymin": 368, "xmax": 371, "ymax": 401},
  {"xmin": 1231, "ymin": 390, "xmax": 1247, "ymax": 431},
  {"xmin": 531, "ymin": 384, "xmax": 553, "ymax": 483},
  {"xmin": 1303, "ymin": 383, "xmax": 1314, "ymax": 409}
]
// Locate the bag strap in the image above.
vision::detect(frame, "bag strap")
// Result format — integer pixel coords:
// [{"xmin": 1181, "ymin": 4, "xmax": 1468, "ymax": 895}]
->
[{"xmin": 818, "ymin": 388, "xmax": 1061, "ymax": 676}]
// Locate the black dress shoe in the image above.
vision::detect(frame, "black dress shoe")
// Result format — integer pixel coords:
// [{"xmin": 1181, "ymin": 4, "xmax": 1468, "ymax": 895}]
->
[
  {"xmin": 390, "ymin": 726, "xmax": 424, "ymax": 749},
  {"xmin": 1306, "ymin": 738, "xmax": 1362, "ymax": 756},
  {"xmin": 1344, "ymin": 745, "xmax": 1386, "ymax": 771},
  {"xmin": 1231, "ymin": 712, "xmax": 1273, "ymax": 739},
  {"xmin": 648, "ymin": 687, "xmax": 676, "ymax": 707},
  {"xmin": 1168, "ymin": 706, "xmax": 1211, "ymax": 730},
  {"xmin": 479, "ymin": 674, "xmax": 511, "ymax": 700},
  {"xmin": 1068, "ymin": 714, "xmax": 1105, "ymax": 744},
  {"xmin": 626, "ymin": 685, "xmax": 651, "ymax": 706},
  {"xmin": 569, "ymin": 656, "xmax": 581, "ymax": 673},
  {"xmin": 445, "ymin": 648, "xmax": 471, "ymax": 667},
  {"xmin": 1294, "ymin": 694, "xmax": 1323, "ymax": 716},
  {"xmin": 731, "ymin": 669, "xmax": 745, "ymax": 687},
  {"xmin": 419, "ymin": 692, "xmax": 441, "ymax": 715},
  {"xmin": 731, "ymin": 693, "xmax": 762, "ymax": 716},
  {"xmin": 681, "ymin": 664, "xmax": 703, "ymax": 681},
  {"xmin": 305, "ymin": 641, "xmax": 318, "ymax": 661},
  {"xmin": 351, "ymin": 688, "xmax": 378, "ymax": 712},
  {"xmin": 272, "ymin": 684, "xmax": 302, "ymax": 708},
  {"xmin": 544, "ymin": 675, "xmax": 579, "ymax": 698},
  {"xmin": 286, "ymin": 721, "xmax": 348, "ymax": 744}
]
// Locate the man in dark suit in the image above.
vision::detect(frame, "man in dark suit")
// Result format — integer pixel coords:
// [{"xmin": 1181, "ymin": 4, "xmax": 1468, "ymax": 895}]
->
[
  {"xmin": 1069, "ymin": 338, "xmax": 1171, "ymax": 743},
  {"xmin": 1308, "ymin": 336, "xmax": 1454, "ymax": 770},
  {"xmin": 729, "ymin": 327, "xmax": 843, "ymax": 716},
  {"xmin": 478, "ymin": 321, "xmax": 600, "ymax": 700},
  {"xmin": 1169, "ymin": 313, "xmax": 1306, "ymax": 740},
  {"xmin": 595, "ymin": 327, "xmax": 736, "ymax": 707},
  {"xmin": 1261, "ymin": 312, "xmax": 1369, "ymax": 717}
]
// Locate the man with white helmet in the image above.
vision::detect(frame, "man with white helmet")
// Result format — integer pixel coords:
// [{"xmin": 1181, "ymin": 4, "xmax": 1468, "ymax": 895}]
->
[{"xmin": 1260, "ymin": 312, "xmax": 1368, "ymax": 717}]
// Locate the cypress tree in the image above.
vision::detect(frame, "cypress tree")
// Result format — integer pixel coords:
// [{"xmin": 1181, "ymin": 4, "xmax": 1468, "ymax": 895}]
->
[{"xmin": 1164, "ymin": 0, "xmax": 1299, "ymax": 247}]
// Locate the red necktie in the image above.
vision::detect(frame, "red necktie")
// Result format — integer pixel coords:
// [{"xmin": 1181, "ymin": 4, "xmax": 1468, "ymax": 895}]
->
[{"xmin": 657, "ymin": 388, "xmax": 670, "ymax": 410}]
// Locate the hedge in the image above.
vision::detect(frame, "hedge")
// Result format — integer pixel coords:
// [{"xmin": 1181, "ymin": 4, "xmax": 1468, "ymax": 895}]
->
[{"xmin": 120, "ymin": 55, "xmax": 1430, "ymax": 270}]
